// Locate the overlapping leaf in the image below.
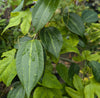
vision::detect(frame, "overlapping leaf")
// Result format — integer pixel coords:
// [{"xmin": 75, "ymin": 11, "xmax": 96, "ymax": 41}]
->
[
  {"xmin": 73, "ymin": 50, "xmax": 100, "ymax": 62},
  {"xmin": 16, "ymin": 40, "xmax": 44, "ymax": 98},
  {"xmin": 63, "ymin": 12, "xmax": 85, "ymax": 37},
  {"xmin": 41, "ymin": 71, "xmax": 62, "ymax": 89},
  {"xmin": 65, "ymin": 75, "xmax": 84, "ymax": 98},
  {"xmin": 20, "ymin": 10, "xmax": 32, "ymax": 35},
  {"xmin": 2, "ymin": 10, "xmax": 32, "ymax": 35},
  {"xmin": 7, "ymin": 82, "xmax": 25, "ymax": 98},
  {"xmin": 12, "ymin": 0, "xmax": 24, "ymax": 12},
  {"xmin": 89, "ymin": 61, "xmax": 100, "ymax": 82},
  {"xmin": 82, "ymin": 10, "xmax": 98, "ymax": 23},
  {"xmin": 32, "ymin": 0, "xmax": 60, "ymax": 32},
  {"xmin": 33, "ymin": 87, "xmax": 62, "ymax": 98},
  {"xmin": 56, "ymin": 63, "xmax": 72, "ymax": 86},
  {"xmin": 61, "ymin": 34, "xmax": 79, "ymax": 54},
  {"xmin": 68, "ymin": 63, "xmax": 80, "ymax": 82},
  {"xmin": 84, "ymin": 79, "xmax": 100, "ymax": 98},
  {"xmin": 0, "ymin": 49, "xmax": 17, "ymax": 86},
  {"xmin": 40, "ymin": 27, "xmax": 63, "ymax": 58}
]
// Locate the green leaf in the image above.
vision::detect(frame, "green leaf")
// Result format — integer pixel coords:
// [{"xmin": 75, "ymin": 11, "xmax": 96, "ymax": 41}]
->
[
  {"xmin": 45, "ymin": 59, "xmax": 53, "ymax": 72},
  {"xmin": 63, "ymin": 12, "xmax": 85, "ymax": 37},
  {"xmin": 65, "ymin": 75, "xmax": 84, "ymax": 98},
  {"xmin": 32, "ymin": 0, "xmax": 60, "ymax": 32},
  {"xmin": 89, "ymin": 61, "xmax": 100, "ymax": 82},
  {"xmin": 14, "ymin": 36, "xmax": 32, "ymax": 49},
  {"xmin": 0, "ymin": 49, "xmax": 17, "ymax": 86},
  {"xmin": 33, "ymin": 87, "xmax": 62, "ymax": 98},
  {"xmin": 56, "ymin": 63, "xmax": 72, "ymax": 86},
  {"xmin": 65, "ymin": 87, "xmax": 81, "ymax": 98},
  {"xmin": 82, "ymin": 10, "xmax": 98, "ymax": 23},
  {"xmin": 2, "ymin": 10, "xmax": 32, "ymax": 35},
  {"xmin": 61, "ymin": 34, "xmax": 79, "ymax": 54},
  {"xmin": 7, "ymin": 82, "xmax": 25, "ymax": 98},
  {"xmin": 2, "ymin": 12, "xmax": 23, "ymax": 34},
  {"xmin": 41, "ymin": 71, "xmax": 62, "ymax": 89},
  {"xmin": 73, "ymin": 50, "xmax": 100, "ymax": 62},
  {"xmin": 63, "ymin": 97, "xmax": 69, "ymax": 98},
  {"xmin": 68, "ymin": 63, "xmax": 80, "ymax": 82},
  {"xmin": 12, "ymin": 0, "xmax": 24, "ymax": 12},
  {"xmin": 40, "ymin": 27, "xmax": 63, "ymax": 58},
  {"xmin": 73, "ymin": 75, "xmax": 84, "ymax": 91},
  {"xmin": 84, "ymin": 79, "xmax": 100, "ymax": 98},
  {"xmin": 16, "ymin": 40, "xmax": 44, "ymax": 98},
  {"xmin": 8, "ymin": 0, "xmax": 21, "ymax": 9},
  {"xmin": 24, "ymin": 0, "xmax": 34, "ymax": 6},
  {"xmin": 20, "ymin": 10, "xmax": 32, "ymax": 35}
]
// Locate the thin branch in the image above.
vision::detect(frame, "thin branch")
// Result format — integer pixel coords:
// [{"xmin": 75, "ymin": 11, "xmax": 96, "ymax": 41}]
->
[{"xmin": 60, "ymin": 57, "xmax": 74, "ymax": 63}]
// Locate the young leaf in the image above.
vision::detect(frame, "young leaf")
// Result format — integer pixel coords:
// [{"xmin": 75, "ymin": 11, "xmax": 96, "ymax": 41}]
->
[
  {"xmin": 84, "ymin": 79, "xmax": 100, "ymax": 98},
  {"xmin": 82, "ymin": 10, "xmax": 98, "ymax": 23},
  {"xmin": 20, "ymin": 10, "xmax": 32, "ymax": 35},
  {"xmin": 63, "ymin": 12, "xmax": 85, "ymax": 37},
  {"xmin": 61, "ymin": 34, "xmax": 79, "ymax": 54},
  {"xmin": 73, "ymin": 50, "xmax": 100, "ymax": 62},
  {"xmin": 2, "ymin": 12, "xmax": 23, "ymax": 34},
  {"xmin": 40, "ymin": 27, "xmax": 63, "ymax": 58},
  {"xmin": 32, "ymin": 0, "xmax": 60, "ymax": 32},
  {"xmin": 16, "ymin": 40, "xmax": 44, "ymax": 98},
  {"xmin": 7, "ymin": 82, "xmax": 25, "ymax": 98},
  {"xmin": 65, "ymin": 75, "xmax": 84, "ymax": 98},
  {"xmin": 2, "ymin": 10, "xmax": 32, "ymax": 35},
  {"xmin": 41, "ymin": 71, "xmax": 62, "ymax": 89},
  {"xmin": 33, "ymin": 87, "xmax": 62, "ymax": 98},
  {"xmin": 89, "ymin": 61, "xmax": 100, "ymax": 82},
  {"xmin": 0, "ymin": 49, "xmax": 17, "ymax": 86},
  {"xmin": 56, "ymin": 63, "xmax": 72, "ymax": 86}
]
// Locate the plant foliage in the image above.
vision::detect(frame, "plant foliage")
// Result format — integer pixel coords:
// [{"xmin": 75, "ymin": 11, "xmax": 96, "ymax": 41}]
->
[{"xmin": 1, "ymin": 0, "xmax": 100, "ymax": 98}]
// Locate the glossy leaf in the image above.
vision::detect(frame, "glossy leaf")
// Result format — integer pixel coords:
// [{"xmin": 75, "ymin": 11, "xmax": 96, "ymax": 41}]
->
[
  {"xmin": 56, "ymin": 63, "xmax": 72, "ymax": 86},
  {"xmin": 89, "ymin": 61, "xmax": 100, "ymax": 82},
  {"xmin": 0, "ymin": 49, "xmax": 17, "ymax": 86},
  {"xmin": 84, "ymin": 79, "xmax": 100, "ymax": 98},
  {"xmin": 16, "ymin": 40, "xmax": 44, "ymax": 98},
  {"xmin": 33, "ymin": 87, "xmax": 62, "ymax": 98},
  {"xmin": 40, "ymin": 27, "xmax": 63, "ymax": 58},
  {"xmin": 41, "ymin": 71, "xmax": 62, "ymax": 89},
  {"xmin": 82, "ymin": 10, "xmax": 98, "ymax": 23},
  {"xmin": 65, "ymin": 75, "xmax": 84, "ymax": 98},
  {"xmin": 7, "ymin": 82, "xmax": 25, "ymax": 98},
  {"xmin": 32, "ymin": 0, "xmax": 60, "ymax": 32},
  {"xmin": 63, "ymin": 12, "xmax": 85, "ymax": 37}
]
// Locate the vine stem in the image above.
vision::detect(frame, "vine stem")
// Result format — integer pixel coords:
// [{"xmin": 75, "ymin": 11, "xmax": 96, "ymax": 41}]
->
[{"xmin": 60, "ymin": 57, "xmax": 74, "ymax": 63}]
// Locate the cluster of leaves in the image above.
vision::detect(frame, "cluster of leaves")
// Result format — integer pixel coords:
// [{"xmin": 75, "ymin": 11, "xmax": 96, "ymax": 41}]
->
[{"xmin": 1, "ymin": 0, "xmax": 100, "ymax": 98}]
